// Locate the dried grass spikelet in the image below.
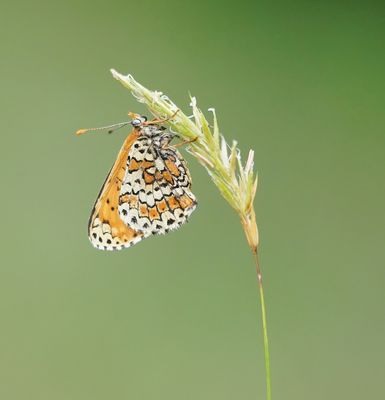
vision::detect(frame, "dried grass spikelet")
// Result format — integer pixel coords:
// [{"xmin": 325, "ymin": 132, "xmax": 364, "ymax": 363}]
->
[{"xmin": 110, "ymin": 69, "xmax": 259, "ymax": 252}]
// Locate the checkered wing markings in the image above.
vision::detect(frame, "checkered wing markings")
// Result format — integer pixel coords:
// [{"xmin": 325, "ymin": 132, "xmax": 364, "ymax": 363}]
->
[
  {"xmin": 156, "ymin": 147, "xmax": 197, "ymax": 231},
  {"xmin": 118, "ymin": 139, "xmax": 197, "ymax": 235},
  {"xmin": 88, "ymin": 131, "xmax": 145, "ymax": 251}
]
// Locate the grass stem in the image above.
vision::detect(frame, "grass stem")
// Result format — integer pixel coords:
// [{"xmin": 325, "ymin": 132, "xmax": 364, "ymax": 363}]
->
[
  {"xmin": 253, "ymin": 251, "xmax": 271, "ymax": 400},
  {"xmin": 110, "ymin": 69, "xmax": 272, "ymax": 400}
]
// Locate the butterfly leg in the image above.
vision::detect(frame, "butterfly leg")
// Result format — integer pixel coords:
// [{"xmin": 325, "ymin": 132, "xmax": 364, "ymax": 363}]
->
[
  {"xmin": 145, "ymin": 109, "xmax": 180, "ymax": 126},
  {"xmin": 172, "ymin": 136, "xmax": 198, "ymax": 149}
]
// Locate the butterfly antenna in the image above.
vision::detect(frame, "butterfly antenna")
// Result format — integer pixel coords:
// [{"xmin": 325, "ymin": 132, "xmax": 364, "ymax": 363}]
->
[{"xmin": 76, "ymin": 122, "xmax": 131, "ymax": 136}]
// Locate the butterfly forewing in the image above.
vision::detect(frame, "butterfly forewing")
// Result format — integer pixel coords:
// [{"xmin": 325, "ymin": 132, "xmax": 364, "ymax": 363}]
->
[{"xmin": 88, "ymin": 130, "xmax": 145, "ymax": 250}]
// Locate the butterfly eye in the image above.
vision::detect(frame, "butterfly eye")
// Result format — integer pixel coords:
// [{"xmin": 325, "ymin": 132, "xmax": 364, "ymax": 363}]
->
[{"xmin": 131, "ymin": 118, "xmax": 142, "ymax": 126}]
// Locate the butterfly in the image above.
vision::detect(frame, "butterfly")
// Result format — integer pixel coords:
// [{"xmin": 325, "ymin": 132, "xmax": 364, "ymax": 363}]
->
[{"xmin": 76, "ymin": 112, "xmax": 197, "ymax": 251}]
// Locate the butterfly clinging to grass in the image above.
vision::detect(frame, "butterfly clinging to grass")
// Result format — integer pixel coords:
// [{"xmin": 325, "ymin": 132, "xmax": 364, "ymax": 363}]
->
[{"xmin": 76, "ymin": 112, "xmax": 197, "ymax": 251}]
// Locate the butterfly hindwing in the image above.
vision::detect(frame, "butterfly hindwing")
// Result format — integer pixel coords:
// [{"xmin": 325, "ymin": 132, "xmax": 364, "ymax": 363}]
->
[{"xmin": 118, "ymin": 136, "xmax": 197, "ymax": 235}]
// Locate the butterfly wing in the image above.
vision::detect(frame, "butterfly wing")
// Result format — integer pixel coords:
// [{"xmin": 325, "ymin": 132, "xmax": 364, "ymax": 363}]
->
[
  {"xmin": 118, "ymin": 136, "xmax": 197, "ymax": 235},
  {"xmin": 88, "ymin": 130, "xmax": 145, "ymax": 251}
]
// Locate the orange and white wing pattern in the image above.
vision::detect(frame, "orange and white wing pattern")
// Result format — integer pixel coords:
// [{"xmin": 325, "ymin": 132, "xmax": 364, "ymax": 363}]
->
[
  {"xmin": 118, "ymin": 134, "xmax": 197, "ymax": 235},
  {"xmin": 80, "ymin": 113, "xmax": 197, "ymax": 251},
  {"xmin": 88, "ymin": 130, "xmax": 146, "ymax": 250}
]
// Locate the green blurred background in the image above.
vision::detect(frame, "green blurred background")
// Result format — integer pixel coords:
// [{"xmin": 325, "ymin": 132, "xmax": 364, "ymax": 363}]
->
[{"xmin": 1, "ymin": 1, "xmax": 384, "ymax": 399}]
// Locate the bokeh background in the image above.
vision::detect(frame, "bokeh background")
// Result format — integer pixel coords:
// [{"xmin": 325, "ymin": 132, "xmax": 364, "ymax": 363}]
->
[{"xmin": 1, "ymin": 1, "xmax": 384, "ymax": 399}]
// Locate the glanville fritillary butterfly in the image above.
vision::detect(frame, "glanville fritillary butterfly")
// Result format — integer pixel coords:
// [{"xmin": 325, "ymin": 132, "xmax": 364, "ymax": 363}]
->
[{"xmin": 76, "ymin": 112, "xmax": 197, "ymax": 251}]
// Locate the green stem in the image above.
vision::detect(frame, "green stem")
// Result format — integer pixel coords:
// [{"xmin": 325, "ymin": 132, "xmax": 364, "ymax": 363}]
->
[{"xmin": 254, "ymin": 251, "xmax": 271, "ymax": 400}]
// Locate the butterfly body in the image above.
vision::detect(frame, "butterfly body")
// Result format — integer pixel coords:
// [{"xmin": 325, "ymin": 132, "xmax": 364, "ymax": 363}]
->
[{"xmin": 84, "ymin": 116, "xmax": 197, "ymax": 251}]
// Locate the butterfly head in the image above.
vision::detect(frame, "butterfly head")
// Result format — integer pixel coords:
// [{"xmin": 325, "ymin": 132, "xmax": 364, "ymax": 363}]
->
[
  {"xmin": 129, "ymin": 113, "xmax": 148, "ymax": 127},
  {"xmin": 128, "ymin": 112, "xmax": 167, "ymax": 137}
]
